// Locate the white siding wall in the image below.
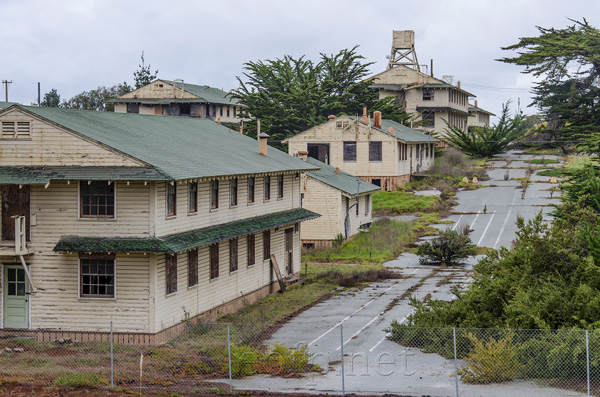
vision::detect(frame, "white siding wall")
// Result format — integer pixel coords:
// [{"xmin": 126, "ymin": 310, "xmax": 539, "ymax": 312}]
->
[
  {"xmin": 301, "ymin": 177, "xmax": 342, "ymax": 241},
  {"xmin": 0, "ymin": 109, "xmax": 142, "ymax": 167}
]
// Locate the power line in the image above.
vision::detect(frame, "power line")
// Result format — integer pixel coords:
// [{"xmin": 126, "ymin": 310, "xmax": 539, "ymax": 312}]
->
[{"xmin": 461, "ymin": 82, "xmax": 531, "ymax": 93}]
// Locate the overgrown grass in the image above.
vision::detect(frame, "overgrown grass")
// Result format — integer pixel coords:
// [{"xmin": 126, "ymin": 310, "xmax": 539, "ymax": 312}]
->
[
  {"xmin": 303, "ymin": 218, "xmax": 414, "ymax": 264},
  {"xmin": 426, "ymin": 148, "xmax": 488, "ymax": 181},
  {"xmin": 565, "ymin": 154, "xmax": 592, "ymax": 169},
  {"xmin": 52, "ymin": 373, "xmax": 108, "ymax": 388},
  {"xmin": 525, "ymin": 158, "xmax": 560, "ymax": 165},
  {"xmin": 518, "ymin": 148, "xmax": 561, "ymax": 156},
  {"xmin": 373, "ymin": 190, "xmax": 437, "ymax": 215},
  {"xmin": 537, "ymin": 168, "xmax": 568, "ymax": 177}
]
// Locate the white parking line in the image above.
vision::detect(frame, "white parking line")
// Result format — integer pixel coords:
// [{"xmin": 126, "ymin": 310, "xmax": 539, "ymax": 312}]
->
[
  {"xmin": 369, "ymin": 317, "xmax": 406, "ymax": 352},
  {"xmin": 477, "ymin": 211, "xmax": 496, "ymax": 246},
  {"xmin": 308, "ymin": 283, "xmax": 397, "ymax": 346},
  {"xmin": 470, "ymin": 211, "xmax": 481, "ymax": 229},
  {"xmin": 493, "ymin": 190, "xmax": 519, "ymax": 249},
  {"xmin": 452, "ymin": 214, "xmax": 464, "ymax": 231},
  {"xmin": 336, "ymin": 313, "xmax": 382, "ymax": 351}
]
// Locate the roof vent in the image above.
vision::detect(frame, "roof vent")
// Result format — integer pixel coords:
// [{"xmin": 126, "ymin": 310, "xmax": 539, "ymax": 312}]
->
[
  {"xmin": 387, "ymin": 126, "xmax": 395, "ymax": 134},
  {"xmin": 360, "ymin": 107, "xmax": 368, "ymax": 123}
]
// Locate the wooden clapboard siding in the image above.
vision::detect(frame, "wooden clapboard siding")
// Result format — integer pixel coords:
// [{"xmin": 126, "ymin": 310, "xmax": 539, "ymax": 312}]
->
[
  {"xmin": 0, "ymin": 108, "xmax": 142, "ymax": 167},
  {"xmin": 153, "ymin": 226, "xmax": 300, "ymax": 331},
  {"xmin": 155, "ymin": 174, "xmax": 301, "ymax": 237},
  {"xmin": 300, "ymin": 177, "xmax": 342, "ymax": 241}
]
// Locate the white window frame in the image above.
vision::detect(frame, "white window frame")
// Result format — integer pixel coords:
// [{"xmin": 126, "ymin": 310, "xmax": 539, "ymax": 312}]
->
[{"xmin": 78, "ymin": 254, "xmax": 117, "ymax": 300}]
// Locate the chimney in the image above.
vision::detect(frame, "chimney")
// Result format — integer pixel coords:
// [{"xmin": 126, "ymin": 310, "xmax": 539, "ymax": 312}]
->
[
  {"xmin": 297, "ymin": 150, "xmax": 308, "ymax": 161},
  {"xmin": 475, "ymin": 100, "xmax": 478, "ymax": 108},
  {"xmin": 328, "ymin": 115, "xmax": 336, "ymax": 120},
  {"xmin": 373, "ymin": 111, "xmax": 382, "ymax": 129},
  {"xmin": 387, "ymin": 126, "xmax": 395, "ymax": 134},
  {"xmin": 457, "ymin": 81, "xmax": 461, "ymax": 89},
  {"xmin": 258, "ymin": 132, "xmax": 269, "ymax": 156},
  {"xmin": 360, "ymin": 106, "xmax": 368, "ymax": 123},
  {"xmin": 335, "ymin": 167, "xmax": 340, "ymax": 174}
]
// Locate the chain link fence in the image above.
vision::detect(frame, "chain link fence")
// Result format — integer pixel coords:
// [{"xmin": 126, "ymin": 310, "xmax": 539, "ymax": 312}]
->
[{"xmin": 0, "ymin": 324, "xmax": 598, "ymax": 396}]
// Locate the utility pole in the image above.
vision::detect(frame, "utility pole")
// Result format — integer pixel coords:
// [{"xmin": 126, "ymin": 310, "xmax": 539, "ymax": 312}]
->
[{"xmin": 2, "ymin": 80, "xmax": 12, "ymax": 101}]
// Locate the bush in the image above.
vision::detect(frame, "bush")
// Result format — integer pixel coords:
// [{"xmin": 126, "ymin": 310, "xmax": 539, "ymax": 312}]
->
[
  {"xmin": 228, "ymin": 343, "xmax": 316, "ymax": 377},
  {"xmin": 229, "ymin": 344, "xmax": 261, "ymax": 377},
  {"xmin": 52, "ymin": 373, "xmax": 108, "ymax": 388},
  {"xmin": 458, "ymin": 331, "xmax": 524, "ymax": 384},
  {"xmin": 417, "ymin": 226, "xmax": 477, "ymax": 266}
]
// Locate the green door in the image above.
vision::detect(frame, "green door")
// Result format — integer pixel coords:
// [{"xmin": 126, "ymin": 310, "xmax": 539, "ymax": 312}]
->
[{"xmin": 3, "ymin": 265, "xmax": 29, "ymax": 329}]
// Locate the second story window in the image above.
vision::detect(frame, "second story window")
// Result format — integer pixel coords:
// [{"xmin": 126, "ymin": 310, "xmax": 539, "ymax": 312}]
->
[
  {"xmin": 422, "ymin": 88, "xmax": 434, "ymax": 101},
  {"xmin": 263, "ymin": 230, "xmax": 271, "ymax": 261},
  {"xmin": 248, "ymin": 176, "xmax": 255, "ymax": 203},
  {"xmin": 210, "ymin": 180, "xmax": 219, "ymax": 209},
  {"xmin": 421, "ymin": 112, "xmax": 435, "ymax": 128},
  {"xmin": 188, "ymin": 182, "xmax": 198, "ymax": 213},
  {"xmin": 277, "ymin": 175, "xmax": 284, "ymax": 199},
  {"xmin": 369, "ymin": 141, "xmax": 382, "ymax": 162},
  {"xmin": 80, "ymin": 181, "xmax": 115, "ymax": 218},
  {"xmin": 166, "ymin": 183, "xmax": 176, "ymax": 217},
  {"xmin": 343, "ymin": 141, "xmax": 357, "ymax": 161},
  {"xmin": 264, "ymin": 176, "xmax": 271, "ymax": 201},
  {"xmin": 230, "ymin": 178, "xmax": 238, "ymax": 207}
]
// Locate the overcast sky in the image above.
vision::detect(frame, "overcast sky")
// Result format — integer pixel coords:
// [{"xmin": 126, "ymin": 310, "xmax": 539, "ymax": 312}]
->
[{"xmin": 2, "ymin": 0, "xmax": 598, "ymax": 119}]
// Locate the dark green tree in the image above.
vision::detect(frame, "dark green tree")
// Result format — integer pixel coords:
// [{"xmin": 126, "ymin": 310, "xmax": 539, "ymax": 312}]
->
[
  {"xmin": 133, "ymin": 51, "xmax": 158, "ymax": 89},
  {"xmin": 417, "ymin": 226, "xmax": 477, "ymax": 267},
  {"xmin": 62, "ymin": 83, "xmax": 132, "ymax": 111},
  {"xmin": 498, "ymin": 19, "xmax": 600, "ymax": 143},
  {"xmin": 442, "ymin": 102, "xmax": 525, "ymax": 157},
  {"xmin": 40, "ymin": 88, "xmax": 61, "ymax": 107},
  {"xmin": 233, "ymin": 46, "xmax": 411, "ymax": 146}
]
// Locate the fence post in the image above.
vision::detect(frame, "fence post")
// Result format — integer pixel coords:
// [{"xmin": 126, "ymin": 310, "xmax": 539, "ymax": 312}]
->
[
  {"xmin": 586, "ymin": 330, "xmax": 590, "ymax": 397},
  {"xmin": 110, "ymin": 321, "xmax": 114, "ymax": 389},
  {"xmin": 227, "ymin": 325, "xmax": 233, "ymax": 393},
  {"xmin": 340, "ymin": 324, "xmax": 345, "ymax": 396},
  {"xmin": 453, "ymin": 327, "xmax": 459, "ymax": 397}
]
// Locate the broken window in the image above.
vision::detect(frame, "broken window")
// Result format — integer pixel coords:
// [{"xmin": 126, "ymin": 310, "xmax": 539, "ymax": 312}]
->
[
  {"xmin": 188, "ymin": 249, "xmax": 198, "ymax": 287},
  {"xmin": 166, "ymin": 254, "xmax": 178, "ymax": 295},
  {"xmin": 343, "ymin": 141, "xmax": 357, "ymax": 161},
  {"xmin": 369, "ymin": 141, "xmax": 382, "ymax": 162},
  {"xmin": 80, "ymin": 254, "xmax": 115, "ymax": 298},
  {"xmin": 80, "ymin": 181, "xmax": 115, "ymax": 218},
  {"xmin": 422, "ymin": 88, "xmax": 434, "ymax": 101}
]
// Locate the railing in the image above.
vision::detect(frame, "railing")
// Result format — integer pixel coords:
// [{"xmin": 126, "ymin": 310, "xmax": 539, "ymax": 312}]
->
[{"xmin": 12, "ymin": 215, "xmax": 26, "ymax": 254}]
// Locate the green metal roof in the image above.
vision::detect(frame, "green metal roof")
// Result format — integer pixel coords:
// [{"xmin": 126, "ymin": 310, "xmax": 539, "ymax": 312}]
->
[
  {"xmin": 0, "ymin": 166, "xmax": 170, "ymax": 185},
  {"xmin": 415, "ymin": 106, "xmax": 470, "ymax": 116},
  {"xmin": 2, "ymin": 104, "xmax": 318, "ymax": 180},
  {"xmin": 0, "ymin": 101, "xmax": 19, "ymax": 109},
  {"xmin": 468, "ymin": 106, "xmax": 496, "ymax": 116},
  {"xmin": 305, "ymin": 157, "xmax": 380, "ymax": 195},
  {"xmin": 54, "ymin": 208, "xmax": 320, "ymax": 253},
  {"xmin": 161, "ymin": 80, "xmax": 240, "ymax": 106},
  {"xmin": 354, "ymin": 116, "xmax": 439, "ymax": 143}
]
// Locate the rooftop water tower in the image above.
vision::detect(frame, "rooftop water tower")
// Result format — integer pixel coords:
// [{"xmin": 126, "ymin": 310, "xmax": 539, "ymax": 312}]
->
[{"xmin": 387, "ymin": 30, "xmax": 420, "ymax": 71}]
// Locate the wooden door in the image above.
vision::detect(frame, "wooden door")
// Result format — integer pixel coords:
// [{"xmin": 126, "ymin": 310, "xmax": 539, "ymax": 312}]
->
[
  {"xmin": 3, "ymin": 265, "xmax": 29, "ymax": 329},
  {"xmin": 2, "ymin": 185, "xmax": 30, "ymax": 241},
  {"xmin": 285, "ymin": 228, "xmax": 293, "ymax": 275}
]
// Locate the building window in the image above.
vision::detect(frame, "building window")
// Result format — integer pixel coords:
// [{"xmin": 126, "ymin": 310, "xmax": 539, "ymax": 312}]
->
[
  {"xmin": 422, "ymin": 88, "xmax": 434, "ymax": 101},
  {"xmin": 230, "ymin": 239, "xmax": 238, "ymax": 272},
  {"xmin": 166, "ymin": 183, "xmax": 176, "ymax": 217},
  {"xmin": 80, "ymin": 254, "xmax": 115, "ymax": 298},
  {"xmin": 369, "ymin": 141, "xmax": 382, "ymax": 162},
  {"xmin": 219, "ymin": 105, "xmax": 223, "ymax": 116},
  {"xmin": 230, "ymin": 178, "xmax": 238, "ymax": 207},
  {"xmin": 343, "ymin": 141, "xmax": 357, "ymax": 161},
  {"xmin": 180, "ymin": 104, "xmax": 191, "ymax": 116},
  {"xmin": 248, "ymin": 176, "xmax": 255, "ymax": 203},
  {"xmin": 1, "ymin": 121, "xmax": 31, "ymax": 139},
  {"xmin": 356, "ymin": 197, "xmax": 360, "ymax": 216},
  {"xmin": 188, "ymin": 249, "xmax": 198, "ymax": 287},
  {"xmin": 188, "ymin": 182, "xmax": 198, "ymax": 213},
  {"xmin": 210, "ymin": 180, "xmax": 219, "ymax": 209},
  {"xmin": 166, "ymin": 254, "xmax": 177, "ymax": 295},
  {"xmin": 247, "ymin": 234, "xmax": 255, "ymax": 266},
  {"xmin": 336, "ymin": 120, "xmax": 350, "ymax": 129},
  {"xmin": 365, "ymin": 194, "xmax": 370, "ymax": 215},
  {"xmin": 210, "ymin": 244, "xmax": 219, "ymax": 279},
  {"xmin": 227, "ymin": 106, "xmax": 230, "ymax": 117},
  {"xmin": 126, "ymin": 103, "xmax": 139, "ymax": 114},
  {"xmin": 263, "ymin": 230, "xmax": 271, "ymax": 261},
  {"xmin": 421, "ymin": 112, "xmax": 435, "ymax": 128},
  {"xmin": 264, "ymin": 176, "xmax": 271, "ymax": 201},
  {"xmin": 80, "ymin": 181, "xmax": 115, "ymax": 218},
  {"xmin": 277, "ymin": 174, "xmax": 284, "ymax": 199}
]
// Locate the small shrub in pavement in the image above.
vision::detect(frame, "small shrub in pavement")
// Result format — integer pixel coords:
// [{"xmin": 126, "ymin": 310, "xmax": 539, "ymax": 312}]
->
[{"xmin": 417, "ymin": 225, "xmax": 477, "ymax": 266}]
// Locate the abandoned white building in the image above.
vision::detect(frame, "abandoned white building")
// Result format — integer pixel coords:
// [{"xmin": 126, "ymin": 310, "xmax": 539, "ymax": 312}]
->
[
  {"xmin": 0, "ymin": 102, "xmax": 318, "ymax": 343},
  {"xmin": 109, "ymin": 79, "xmax": 245, "ymax": 124},
  {"xmin": 285, "ymin": 112, "xmax": 438, "ymax": 191},
  {"xmin": 299, "ymin": 157, "xmax": 379, "ymax": 249},
  {"xmin": 468, "ymin": 100, "xmax": 495, "ymax": 129}
]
